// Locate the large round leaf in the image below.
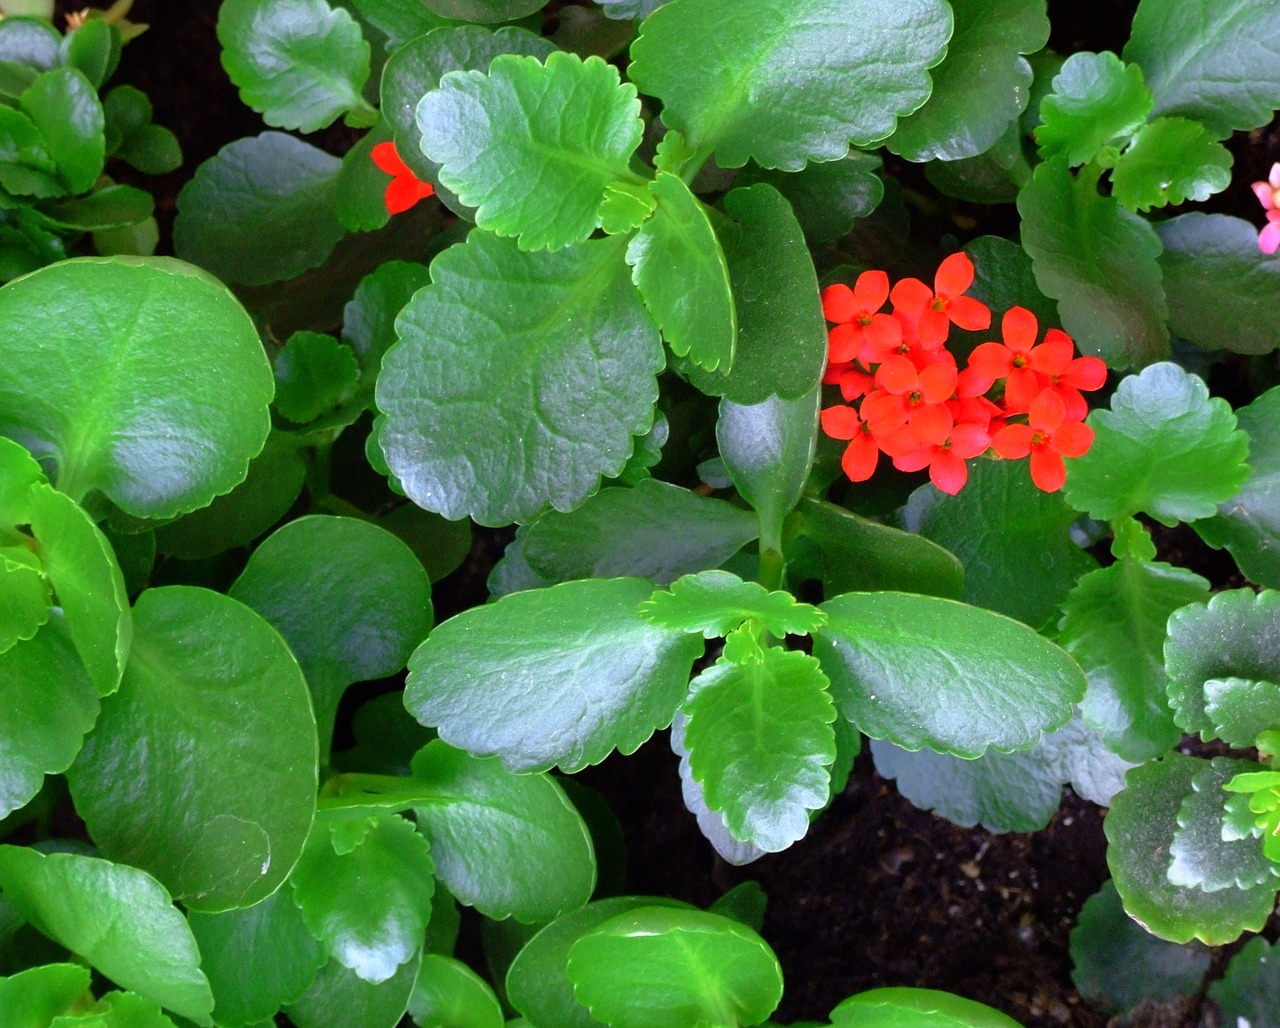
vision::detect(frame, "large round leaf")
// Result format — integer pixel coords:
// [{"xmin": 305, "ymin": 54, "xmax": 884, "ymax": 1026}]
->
[
  {"xmin": 285, "ymin": 951, "xmax": 420, "ymax": 1028},
  {"xmin": 830, "ymin": 987, "xmax": 1024, "ymax": 1027},
  {"xmin": 813, "ymin": 591, "xmax": 1085, "ymax": 756},
  {"xmin": 66, "ymin": 586, "xmax": 317, "ymax": 913},
  {"xmin": 0, "ymin": 258, "xmax": 272, "ymax": 519}
]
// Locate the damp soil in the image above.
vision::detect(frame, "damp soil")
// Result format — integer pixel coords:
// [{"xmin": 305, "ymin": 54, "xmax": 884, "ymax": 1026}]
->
[{"xmin": 86, "ymin": 2, "xmax": 1279, "ymax": 1025}]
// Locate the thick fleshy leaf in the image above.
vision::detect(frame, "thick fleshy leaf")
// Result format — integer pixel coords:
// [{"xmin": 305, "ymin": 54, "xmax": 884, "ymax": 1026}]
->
[
  {"xmin": 188, "ymin": 887, "xmax": 326, "ymax": 1028},
  {"xmin": 1207, "ymin": 937, "xmax": 1280, "ymax": 1028},
  {"xmin": 217, "ymin": 0, "xmax": 373, "ymax": 133},
  {"xmin": 174, "ymin": 133, "xmax": 346, "ymax": 287},
  {"xmin": 342, "ymin": 260, "xmax": 433, "ymax": 378},
  {"xmin": 1058, "ymin": 557, "xmax": 1210, "ymax": 762},
  {"xmin": 626, "ymin": 172, "xmax": 734, "ymax": 372},
  {"xmin": 670, "ymin": 713, "xmax": 768, "ymax": 866},
  {"xmin": 736, "ymin": 151, "xmax": 883, "ymax": 244},
  {"xmin": 1064, "ymin": 362, "xmax": 1250, "ymax": 525},
  {"xmin": 0, "ymin": 847, "xmax": 215, "ymax": 1023},
  {"xmin": 0, "ymin": 434, "xmax": 45, "ymax": 523},
  {"xmin": 1069, "ymin": 880, "xmax": 1211, "ymax": 1018},
  {"xmin": 291, "ymin": 814, "xmax": 435, "ymax": 983},
  {"xmin": 377, "ymin": 231, "xmax": 662, "ymax": 525},
  {"xmin": 628, "ymin": 0, "xmax": 952, "ymax": 170},
  {"xmin": 59, "ymin": 19, "xmax": 120, "ymax": 92},
  {"xmin": 229, "ymin": 515, "xmax": 432, "ymax": 755},
  {"xmin": 20, "ymin": 67, "xmax": 104, "ymax": 193},
  {"xmin": 1033, "ymin": 51, "xmax": 1152, "ymax": 166},
  {"xmin": 0, "ymin": 613, "xmax": 99, "ymax": 820},
  {"xmin": 335, "ymin": 124, "xmax": 391, "ymax": 234},
  {"xmin": 567, "ymin": 907, "xmax": 783, "ymax": 1027},
  {"xmin": 1110, "ymin": 117, "xmax": 1232, "ymax": 212},
  {"xmin": 888, "ymin": 0, "xmax": 1048, "ymax": 162},
  {"xmin": 961, "ymin": 234, "xmax": 1063, "ymax": 342},
  {"xmin": 0, "ymin": 105, "xmax": 59, "ymax": 197},
  {"xmin": 0, "ymin": 17, "xmax": 60, "ymax": 71},
  {"xmin": 688, "ymin": 184, "xmax": 827, "ymax": 403},
  {"xmin": 1018, "ymin": 157, "xmax": 1168, "ymax": 369},
  {"xmin": 418, "ymin": 52, "xmax": 642, "ymax": 251},
  {"xmin": 1164, "ymin": 589, "xmax": 1280, "ymax": 737},
  {"xmin": 66, "ymin": 586, "xmax": 317, "ymax": 912},
  {"xmin": 1204, "ymin": 677, "xmax": 1280, "ymax": 749},
  {"xmin": 422, "ymin": 0, "xmax": 545, "ymax": 20},
  {"xmin": 0, "ymin": 963, "xmax": 91, "ymax": 1026},
  {"xmin": 27, "ymin": 483, "xmax": 130, "ymax": 695},
  {"xmin": 1168, "ymin": 757, "xmax": 1279, "ymax": 892},
  {"xmin": 0, "ymin": 258, "xmax": 272, "ymax": 518},
  {"xmin": 1122, "ymin": 0, "xmax": 1280, "ymax": 139},
  {"xmin": 0, "ymin": 554, "xmax": 49, "ymax": 654},
  {"xmin": 642, "ymin": 571, "xmax": 825, "ymax": 639},
  {"xmin": 404, "ymin": 577, "xmax": 702, "ymax": 773},
  {"xmin": 899, "ymin": 460, "xmax": 1092, "ymax": 627},
  {"xmin": 1105, "ymin": 754, "xmax": 1277, "ymax": 944},
  {"xmin": 407, "ymin": 954, "xmax": 503, "ymax": 1028},
  {"xmin": 39, "ymin": 185, "xmax": 153, "ymax": 232},
  {"xmin": 684, "ymin": 649, "xmax": 835, "ymax": 851},
  {"xmin": 410, "ymin": 740, "xmax": 596, "ymax": 922},
  {"xmin": 285, "ymin": 950, "xmax": 420, "ymax": 1028},
  {"xmin": 814, "ymin": 591, "xmax": 1085, "ymax": 756},
  {"xmin": 829, "ymin": 987, "xmax": 1024, "ymax": 1027}
]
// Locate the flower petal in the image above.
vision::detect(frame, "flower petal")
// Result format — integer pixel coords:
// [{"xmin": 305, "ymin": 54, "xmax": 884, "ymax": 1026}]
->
[
  {"xmin": 1052, "ymin": 419, "xmax": 1095, "ymax": 458},
  {"xmin": 1030, "ymin": 449, "xmax": 1067, "ymax": 492},
  {"xmin": 820, "ymin": 405, "xmax": 861, "ymax": 440},
  {"xmin": 858, "ymin": 313, "xmax": 903, "ymax": 362},
  {"xmin": 841, "ymin": 434, "xmax": 879, "ymax": 482},
  {"xmin": 892, "ymin": 445, "xmax": 934, "ymax": 474},
  {"xmin": 385, "ymin": 177, "xmax": 431, "ymax": 214},
  {"xmin": 1001, "ymin": 306, "xmax": 1038, "ymax": 351},
  {"xmin": 890, "ymin": 277, "xmax": 933, "ymax": 312},
  {"xmin": 967, "ymin": 341, "xmax": 1013, "ymax": 382},
  {"xmin": 918, "ymin": 361, "xmax": 958, "ymax": 403},
  {"xmin": 1030, "ymin": 333, "xmax": 1073, "ymax": 375},
  {"xmin": 1253, "ymin": 181, "xmax": 1275, "ymax": 209},
  {"xmin": 946, "ymin": 294, "xmax": 991, "ymax": 331},
  {"xmin": 822, "ymin": 283, "xmax": 857, "ymax": 323},
  {"xmin": 1028, "ymin": 388, "xmax": 1066, "ymax": 432},
  {"xmin": 929, "ymin": 451, "xmax": 968, "ymax": 495},
  {"xmin": 992, "ymin": 424, "xmax": 1033, "ymax": 459},
  {"xmin": 907, "ymin": 402, "xmax": 951, "ymax": 446},
  {"xmin": 852, "ymin": 269, "xmax": 890, "ymax": 311},
  {"xmin": 1261, "ymin": 221, "xmax": 1280, "ymax": 255},
  {"xmin": 934, "ymin": 252, "xmax": 974, "ymax": 298},
  {"xmin": 828, "ymin": 323, "xmax": 862, "ymax": 363},
  {"xmin": 1003, "ymin": 367, "xmax": 1043, "ymax": 414},
  {"xmin": 950, "ymin": 422, "xmax": 992, "ymax": 459},
  {"xmin": 876, "ymin": 354, "xmax": 918, "ymax": 395},
  {"xmin": 371, "ymin": 141, "xmax": 410, "ymax": 177},
  {"xmin": 1061, "ymin": 355, "xmax": 1107, "ymax": 391},
  {"xmin": 916, "ymin": 307, "xmax": 950, "ymax": 348}
]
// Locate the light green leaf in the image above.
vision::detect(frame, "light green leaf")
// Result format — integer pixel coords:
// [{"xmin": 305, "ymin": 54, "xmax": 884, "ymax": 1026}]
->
[
  {"xmin": 597, "ymin": 180, "xmax": 656, "ymax": 235},
  {"xmin": 628, "ymin": 0, "xmax": 953, "ymax": 170},
  {"xmin": 418, "ymin": 51, "xmax": 642, "ymax": 251},
  {"xmin": 408, "ymin": 954, "xmax": 503, "ymax": 1028},
  {"xmin": 641, "ymin": 571, "xmax": 825, "ymax": 639},
  {"xmin": 671, "ymin": 711, "xmax": 769, "ymax": 865},
  {"xmin": 0, "ymin": 963, "xmax": 91, "ymax": 1026},
  {"xmin": 404, "ymin": 577, "xmax": 702, "ymax": 773},
  {"xmin": 0, "ymin": 553, "xmax": 49, "ymax": 654},
  {"xmin": 735, "ymin": 150, "xmax": 883, "ymax": 244},
  {"xmin": 830, "ymin": 987, "xmax": 1024, "ymax": 1027},
  {"xmin": 20, "ymin": 66, "xmax": 104, "ymax": 193},
  {"xmin": 0, "ymin": 104, "xmax": 60, "ymax": 196},
  {"xmin": 1018, "ymin": 156, "xmax": 1168, "ymax": 369},
  {"xmin": 1207, "ymin": 937, "xmax": 1280, "ymax": 1028},
  {"xmin": 888, "ymin": 0, "xmax": 1048, "ymax": 163},
  {"xmin": 273, "ymin": 331, "xmax": 359, "ymax": 424},
  {"xmin": 1064, "ymin": 362, "xmax": 1250, "ymax": 525},
  {"xmin": 684, "ymin": 649, "xmax": 835, "ymax": 851},
  {"xmin": 58, "ymin": 18, "xmax": 119, "ymax": 92},
  {"xmin": 285, "ymin": 950, "xmax": 420, "ymax": 1028},
  {"xmin": 174, "ymin": 132, "xmax": 346, "ymax": 286},
  {"xmin": 1122, "ymin": 0, "xmax": 1280, "ymax": 139},
  {"xmin": 625, "ymin": 171, "xmax": 734, "ymax": 372},
  {"xmin": 217, "ymin": 0, "xmax": 373, "ymax": 133},
  {"xmin": 0, "ymin": 847, "xmax": 215, "ymax": 1023},
  {"xmin": 1110, "ymin": 117, "xmax": 1232, "ymax": 212},
  {"xmin": 376, "ymin": 231, "xmax": 663, "ymax": 525},
  {"xmin": 1033, "ymin": 51, "xmax": 1152, "ymax": 166},
  {"xmin": 0, "ymin": 434, "xmax": 45, "ymax": 523},
  {"xmin": 1058, "ymin": 557, "xmax": 1210, "ymax": 762},
  {"xmin": 1169, "ymin": 757, "xmax": 1279, "ymax": 891},
  {"xmin": 814, "ymin": 591, "xmax": 1085, "ymax": 756},
  {"xmin": 1204, "ymin": 677, "xmax": 1280, "ymax": 749},
  {"xmin": 0, "ymin": 258, "xmax": 273, "ymax": 518},
  {"xmin": 66, "ymin": 586, "xmax": 317, "ymax": 913}
]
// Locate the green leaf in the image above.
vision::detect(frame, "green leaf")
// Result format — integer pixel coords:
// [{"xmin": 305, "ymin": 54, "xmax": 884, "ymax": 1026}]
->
[
  {"xmin": 683, "ymin": 649, "xmax": 835, "ymax": 851},
  {"xmin": 625, "ymin": 172, "xmax": 734, "ymax": 372},
  {"xmin": 519, "ymin": 479, "xmax": 758, "ymax": 586},
  {"xmin": 597, "ymin": 180, "xmax": 655, "ymax": 235},
  {"xmin": 1033, "ymin": 51, "xmax": 1152, "ymax": 166},
  {"xmin": 1018, "ymin": 157, "xmax": 1168, "ymax": 369},
  {"xmin": 376, "ymin": 231, "xmax": 663, "ymax": 525},
  {"xmin": 421, "ymin": 0, "xmax": 546, "ymax": 21},
  {"xmin": 1168, "ymin": 756, "xmax": 1279, "ymax": 891},
  {"xmin": 0, "ymin": 257, "xmax": 273, "ymax": 518},
  {"xmin": 187, "ymin": 887, "xmax": 326, "ymax": 1028},
  {"xmin": 20, "ymin": 67, "xmax": 104, "ymax": 193},
  {"xmin": 174, "ymin": 132, "xmax": 346, "ymax": 286},
  {"xmin": 888, "ymin": 0, "xmax": 1048, "ymax": 162},
  {"xmin": 336, "ymin": 125, "xmax": 392, "ymax": 234},
  {"xmin": 1110, "ymin": 117, "xmax": 1232, "ymax": 212},
  {"xmin": 285, "ymin": 950, "xmax": 420, "ymax": 1028},
  {"xmin": 408, "ymin": 954, "xmax": 503, "ymax": 1028},
  {"xmin": 0, "ymin": 614, "xmax": 99, "ymax": 820},
  {"xmin": 0, "ymin": 847, "xmax": 215, "ymax": 1023},
  {"xmin": 404, "ymin": 577, "xmax": 702, "ymax": 772},
  {"xmin": 0, "ymin": 104, "xmax": 60, "ymax": 196},
  {"xmin": 1064, "ymin": 362, "xmax": 1250, "ymax": 525},
  {"xmin": 1070, "ymin": 880, "xmax": 1210, "ymax": 1017},
  {"xmin": 1165, "ymin": 589, "xmax": 1280, "ymax": 737},
  {"xmin": 66, "ymin": 586, "xmax": 317, "ymax": 912},
  {"xmin": 61, "ymin": 989, "xmax": 181, "ymax": 1027},
  {"xmin": 1058, "ymin": 557, "xmax": 1210, "ymax": 762},
  {"xmin": 351, "ymin": 0, "xmax": 456, "ymax": 48},
  {"xmin": 0, "ymin": 963, "xmax": 91, "ymax": 1026},
  {"xmin": 0, "ymin": 434, "xmax": 45, "ymax": 523},
  {"xmin": 1204, "ymin": 677, "xmax": 1280, "ymax": 749},
  {"xmin": 27, "ymin": 482, "xmax": 130, "ymax": 696},
  {"xmin": 688, "ymin": 184, "xmax": 827, "ymax": 403},
  {"xmin": 961, "ymin": 235, "xmax": 1059, "ymax": 342},
  {"xmin": 274, "ymin": 331, "xmax": 359, "ymax": 424},
  {"xmin": 1159, "ymin": 213, "xmax": 1280, "ymax": 355},
  {"xmin": 1207, "ymin": 937, "xmax": 1280, "ymax": 1028},
  {"xmin": 628, "ymin": 0, "xmax": 952, "ymax": 170},
  {"xmin": 410, "ymin": 740, "xmax": 596, "ymax": 922},
  {"xmin": 672, "ymin": 710, "xmax": 769, "ymax": 865},
  {"xmin": 707, "ymin": 881, "xmax": 767, "ymax": 933},
  {"xmin": 829, "ymin": 987, "xmax": 1025, "ymax": 1027},
  {"xmin": 1105, "ymin": 754, "xmax": 1278, "ymax": 944},
  {"xmin": 38, "ymin": 184, "xmax": 154, "ymax": 231},
  {"xmin": 217, "ymin": 0, "xmax": 373, "ymax": 133},
  {"xmin": 813, "ymin": 591, "xmax": 1085, "ymax": 757},
  {"xmin": 0, "ymin": 553, "xmax": 49, "ymax": 654},
  {"xmin": 642, "ymin": 571, "xmax": 825, "ymax": 639},
  {"xmin": 229, "ymin": 515, "xmax": 432, "ymax": 756},
  {"xmin": 58, "ymin": 18, "xmax": 118, "ymax": 91},
  {"xmin": 798, "ymin": 497, "xmax": 965, "ymax": 600},
  {"xmin": 291, "ymin": 814, "xmax": 434, "ymax": 983},
  {"xmin": 735, "ymin": 150, "xmax": 883, "ymax": 244},
  {"xmin": 342, "ymin": 259, "xmax": 433, "ymax": 377},
  {"xmin": 1122, "ymin": 0, "xmax": 1280, "ymax": 139},
  {"xmin": 0, "ymin": 17, "xmax": 60, "ymax": 71},
  {"xmin": 899, "ymin": 459, "xmax": 1094, "ymax": 627},
  {"xmin": 419, "ymin": 51, "xmax": 642, "ymax": 251},
  {"xmin": 101, "ymin": 84, "xmax": 151, "ymax": 149}
]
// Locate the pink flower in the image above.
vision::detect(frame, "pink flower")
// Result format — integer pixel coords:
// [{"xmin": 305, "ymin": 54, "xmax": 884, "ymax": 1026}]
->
[{"xmin": 1252, "ymin": 163, "xmax": 1280, "ymax": 254}]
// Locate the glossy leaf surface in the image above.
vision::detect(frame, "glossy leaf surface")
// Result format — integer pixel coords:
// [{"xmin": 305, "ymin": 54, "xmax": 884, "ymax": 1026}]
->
[
  {"xmin": 407, "ymin": 954, "xmax": 503, "ymax": 1028},
  {"xmin": 285, "ymin": 951, "xmax": 420, "ymax": 1028},
  {"xmin": 21, "ymin": 66, "xmax": 104, "ymax": 193},
  {"xmin": 1168, "ymin": 757, "xmax": 1278, "ymax": 892},
  {"xmin": 1034, "ymin": 51, "xmax": 1151, "ymax": 166},
  {"xmin": 1207, "ymin": 936, "xmax": 1280, "ymax": 1028},
  {"xmin": 642, "ymin": 571, "xmax": 825, "ymax": 639},
  {"xmin": 830, "ymin": 987, "xmax": 1024, "ymax": 1027},
  {"xmin": 1110, "ymin": 117, "xmax": 1232, "ymax": 212}
]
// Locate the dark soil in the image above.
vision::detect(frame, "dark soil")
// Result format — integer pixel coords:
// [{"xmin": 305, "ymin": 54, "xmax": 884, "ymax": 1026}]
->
[{"xmin": 87, "ymin": 2, "xmax": 1277, "ymax": 1026}]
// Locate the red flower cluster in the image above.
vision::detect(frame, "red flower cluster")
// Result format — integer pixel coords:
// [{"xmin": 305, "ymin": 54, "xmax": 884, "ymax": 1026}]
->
[{"xmin": 820, "ymin": 254, "xmax": 1105, "ymax": 495}]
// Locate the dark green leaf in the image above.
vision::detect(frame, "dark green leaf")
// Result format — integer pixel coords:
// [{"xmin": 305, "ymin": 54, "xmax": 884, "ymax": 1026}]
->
[
  {"xmin": 959, "ymin": 234, "xmax": 1059, "ymax": 353},
  {"xmin": 0, "ymin": 963, "xmax": 91, "ymax": 1025},
  {"xmin": 628, "ymin": 0, "xmax": 952, "ymax": 170},
  {"xmin": 371, "ymin": 503, "xmax": 472, "ymax": 585},
  {"xmin": 408, "ymin": 954, "xmax": 503, "ymax": 1028},
  {"xmin": 58, "ymin": 18, "xmax": 118, "ymax": 91},
  {"xmin": 342, "ymin": 259, "xmax": 432, "ymax": 377},
  {"xmin": 116, "ymin": 124, "xmax": 183, "ymax": 176},
  {"xmin": 1207, "ymin": 937, "xmax": 1280, "ymax": 1028},
  {"xmin": 1169, "ymin": 757, "xmax": 1278, "ymax": 891},
  {"xmin": 1110, "ymin": 117, "xmax": 1232, "ymax": 212},
  {"xmin": 351, "ymin": 0, "xmax": 456, "ymax": 49},
  {"xmin": 830, "ymin": 987, "xmax": 1025, "ymax": 1027},
  {"xmin": 642, "ymin": 571, "xmax": 825, "ymax": 639},
  {"xmin": 336, "ymin": 125, "xmax": 391, "ymax": 234},
  {"xmin": 376, "ymin": 231, "xmax": 663, "ymax": 525},
  {"xmin": 404, "ymin": 577, "xmax": 702, "ymax": 772},
  {"xmin": 101, "ymin": 84, "xmax": 151, "ymax": 149},
  {"xmin": 285, "ymin": 950, "xmax": 420, "ymax": 1028},
  {"xmin": 597, "ymin": 0, "xmax": 664, "ymax": 20},
  {"xmin": 814, "ymin": 591, "xmax": 1085, "ymax": 756},
  {"xmin": 38, "ymin": 184, "xmax": 153, "ymax": 230},
  {"xmin": 736, "ymin": 150, "xmax": 883, "ymax": 244},
  {"xmin": 20, "ymin": 67, "xmax": 104, "ymax": 193},
  {"xmin": 1034, "ymin": 51, "xmax": 1152, "ymax": 166},
  {"xmin": 925, "ymin": 119, "xmax": 1029, "ymax": 204},
  {"xmin": 1204, "ymin": 677, "xmax": 1280, "ymax": 749},
  {"xmin": 0, "ymin": 104, "xmax": 60, "ymax": 197},
  {"xmin": 1018, "ymin": 157, "xmax": 1168, "ymax": 369},
  {"xmin": 708, "ymin": 881, "xmax": 767, "ymax": 933},
  {"xmin": 1064, "ymin": 362, "xmax": 1250, "ymax": 525},
  {"xmin": 274, "ymin": 332, "xmax": 359, "ymax": 424},
  {"xmin": 421, "ymin": 0, "xmax": 546, "ymax": 22}
]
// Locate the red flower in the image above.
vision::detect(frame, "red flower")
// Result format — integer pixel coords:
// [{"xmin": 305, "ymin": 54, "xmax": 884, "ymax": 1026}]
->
[
  {"xmin": 889, "ymin": 253, "xmax": 991, "ymax": 348},
  {"xmin": 991, "ymin": 390, "xmax": 1094, "ymax": 492},
  {"xmin": 371, "ymin": 141, "xmax": 435, "ymax": 215},
  {"xmin": 968, "ymin": 307, "xmax": 1082, "ymax": 413},
  {"xmin": 860, "ymin": 354, "xmax": 957, "ymax": 435},
  {"xmin": 822, "ymin": 271, "xmax": 901, "ymax": 363},
  {"xmin": 820, "ymin": 404, "xmax": 881, "ymax": 482},
  {"xmin": 883, "ymin": 406, "xmax": 991, "ymax": 495}
]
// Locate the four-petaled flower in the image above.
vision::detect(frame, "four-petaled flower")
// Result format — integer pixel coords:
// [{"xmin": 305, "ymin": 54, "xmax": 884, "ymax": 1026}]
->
[
  {"xmin": 888, "ymin": 252, "xmax": 992, "ymax": 347},
  {"xmin": 371, "ymin": 141, "xmax": 435, "ymax": 215},
  {"xmin": 821, "ymin": 270, "xmax": 902, "ymax": 363},
  {"xmin": 1252, "ymin": 162, "xmax": 1280, "ymax": 255},
  {"xmin": 991, "ymin": 390, "xmax": 1095, "ymax": 493}
]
